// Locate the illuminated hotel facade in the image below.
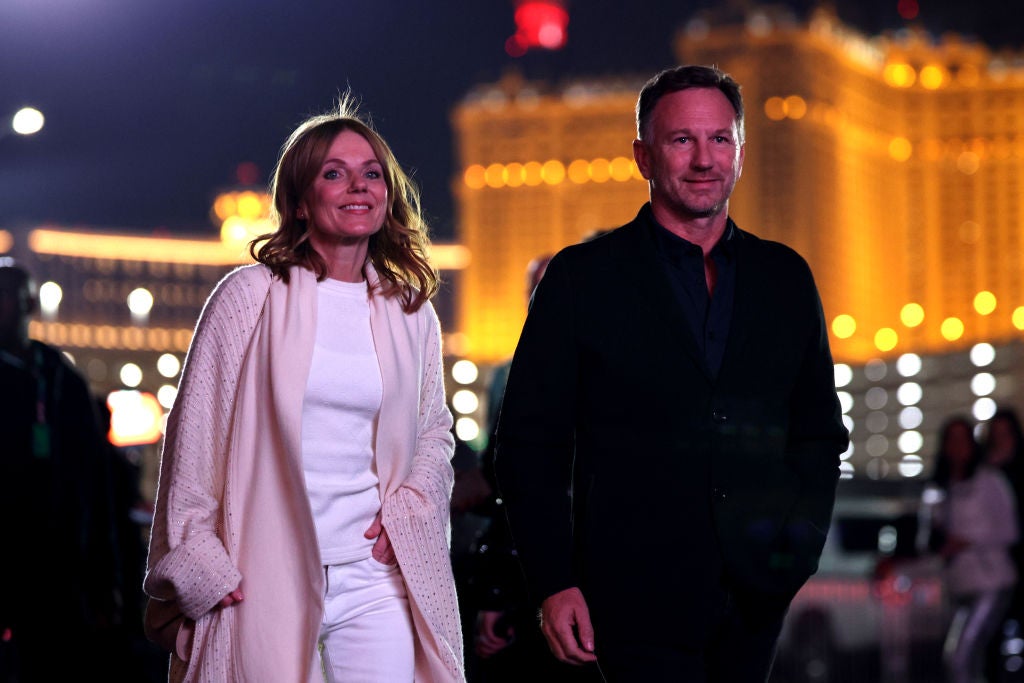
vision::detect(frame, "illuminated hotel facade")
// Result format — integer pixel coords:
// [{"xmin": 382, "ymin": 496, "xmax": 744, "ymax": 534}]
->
[
  {"xmin": 452, "ymin": 7, "xmax": 1024, "ymax": 478},
  {"xmin": 0, "ymin": 195, "xmax": 470, "ymax": 499}
]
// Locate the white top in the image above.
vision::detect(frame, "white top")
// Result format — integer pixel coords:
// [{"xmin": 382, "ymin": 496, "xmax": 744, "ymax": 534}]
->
[
  {"xmin": 301, "ymin": 277, "xmax": 383, "ymax": 565},
  {"xmin": 944, "ymin": 465, "xmax": 1019, "ymax": 595}
]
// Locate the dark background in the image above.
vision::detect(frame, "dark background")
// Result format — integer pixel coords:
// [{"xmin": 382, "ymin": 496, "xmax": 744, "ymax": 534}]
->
[{"xmin": 1, "ymin": 0, "xmax": 1020, "ymax": 240}]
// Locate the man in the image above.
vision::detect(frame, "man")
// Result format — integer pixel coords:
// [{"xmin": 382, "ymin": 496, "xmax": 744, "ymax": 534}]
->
[
  {"xmin": 0, "ymin": 260, "xmax": 118, "ymax": 681},
  {"xmin": 494, "ymin": 65, "xmax": 849, "ymax": 681}
]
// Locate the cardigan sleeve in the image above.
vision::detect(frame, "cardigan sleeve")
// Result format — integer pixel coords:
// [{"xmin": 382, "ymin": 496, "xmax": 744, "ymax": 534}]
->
[
  {"xmin": 143, "ymin": 267, "xmax": 269, "ymax": 628},
  {"xmin": 380, "ymin": 300, "xmax": 463, "ymax": 678}
]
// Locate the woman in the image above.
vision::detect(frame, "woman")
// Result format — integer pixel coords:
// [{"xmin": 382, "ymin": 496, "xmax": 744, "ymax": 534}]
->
[
  {"xmin": 143, "ymin": 99, "xmax": 464, "ymax": 682},
  {"xmin": 928, "ymin": 416, "xmax": 1018, "ymax": 683}
]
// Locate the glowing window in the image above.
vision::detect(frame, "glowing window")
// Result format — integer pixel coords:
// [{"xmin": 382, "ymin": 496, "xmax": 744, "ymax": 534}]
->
[
  {"xmin": 897, "ymin": 382, "xmax": 922, "ymax": 406},
  {"xmin": 896, "ymin": 353, "xmax": 921, "ymax": 377},
  {"xmin": 452, "ymin": 389, "xmax": 480, "ymax": 415},
  {"xmin": 974, "ymin": 291, "xmax": 997, "ymax": 315},
  {"xmin": 898, "ymin": 430, "xmax": 923, "ymax": 454},
  {"xmin": 120, "ymin": 363, "xmax": 143, "ymax": 388},
  {"xmin": 971, "ymin": 372, "xmax": 996, "ymax": 397},
  {"xmin": 832, "ymin": 314, "xmax": 856, "ymax": 338},
  {"xmin": 941, "ymin": 317, "xmax": 964, "ymax": 341},
  {"xmin": 451, "ymin": 359, "xmax": 479, "ymax": 384},
  {"xmin": 900, "ymin": 303, "xmax": 924, "ymax": 327},
  {"xmin": 899, "ymin": 407, "xmax": 923, "ymax": 430},
  {"xmin": 875, "ymin": 328, "xmax": 898, "ymax": 352},
  {"xmin": 455, "ymin": 417, "xmax": 480, "ymax": 442},
  {"xmin": 157, "ymin": 353, "xmax": 181, "ymax": 378},
  {"xmin": 899, "ymin": 455, "xmax": 924, "ymax": 478},
  {"xmin": 973, "ymin": 398, "xmax": 997, "ymax": 422},
  {"xmin": 970, "ymin": 343, "xmax": 995, "ymax": 366}
]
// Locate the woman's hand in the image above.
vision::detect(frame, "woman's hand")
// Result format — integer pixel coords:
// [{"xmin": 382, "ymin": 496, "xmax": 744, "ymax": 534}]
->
[
  {"xmin": 364, "ymin": 510, "xmax": 397, "ymax": 565},
  {"xmin": 217, "ymin": 588, "xmax": 244, "ymax": 608}
]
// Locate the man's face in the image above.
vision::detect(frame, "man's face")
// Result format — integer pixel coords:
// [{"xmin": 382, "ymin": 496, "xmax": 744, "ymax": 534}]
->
[{"xmin": 633, "ymin": 87, "xmax": 744, "ymax": 222}]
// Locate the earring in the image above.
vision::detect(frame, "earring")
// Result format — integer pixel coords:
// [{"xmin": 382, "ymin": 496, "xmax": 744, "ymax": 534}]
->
[{"xmin": 297, "ymin": 209, "xmax": 306, "ymax": 220}]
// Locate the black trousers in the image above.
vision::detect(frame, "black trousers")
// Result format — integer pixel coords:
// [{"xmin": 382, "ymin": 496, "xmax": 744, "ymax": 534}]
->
[{"xmin": 594, "ymin": 586, "xmax": 788, "ymax": 683}]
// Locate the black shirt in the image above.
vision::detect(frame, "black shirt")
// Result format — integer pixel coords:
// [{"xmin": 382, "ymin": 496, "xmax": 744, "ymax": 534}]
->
[{"xmin": 644, "ymin": 205, "xmax": 737, "ymax": 378}]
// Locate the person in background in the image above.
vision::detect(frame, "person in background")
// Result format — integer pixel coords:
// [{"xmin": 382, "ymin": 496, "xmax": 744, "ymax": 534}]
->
[
  {"xmin": 143, "ymin": 98, "xmax": 464, "ymax": 682},
  {"xmin": 983, "ymin": 407, "xmax": 1024, "ymax": 681},
  {"xmin": 494, "ymin": 64, "xmax": 848, "ymax": 682},
  {"xmin": 465, "ymin": 251, "xmax": 599, "ymax": 682},
  {"xmin": 928, "ymin": 415, "xmax": 1018, "ymax": 683},
  {"xmin": 0, "ymin": 260, "xmax": 119, "ymax": 682}
]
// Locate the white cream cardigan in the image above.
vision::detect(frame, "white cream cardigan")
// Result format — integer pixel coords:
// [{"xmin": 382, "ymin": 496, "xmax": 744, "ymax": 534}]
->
[{"xmin": 144, "ymin": 264, "xmax": 464, "ymax": 682}]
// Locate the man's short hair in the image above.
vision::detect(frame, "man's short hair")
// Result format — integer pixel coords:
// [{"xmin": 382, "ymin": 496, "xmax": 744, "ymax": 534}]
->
[{"xmin": 635, "ymin": 64, "xmax": 745, "ymax": 144}]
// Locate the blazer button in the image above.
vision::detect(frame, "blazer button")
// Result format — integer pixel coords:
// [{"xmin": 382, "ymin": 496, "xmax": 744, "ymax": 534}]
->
[{"xmin": 712, "ymin": 410, "xmax": 728, "ymax": 423}]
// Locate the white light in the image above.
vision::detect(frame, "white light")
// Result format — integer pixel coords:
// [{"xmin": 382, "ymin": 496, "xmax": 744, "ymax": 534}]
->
[
  {"xmin": 878, "ymin": 525, "xmax": 898, "ymax": 554},
  {"xmin": 12, "ymin": 107, "xmax": 45, "ymax": 135},
  {"xmin": 839, "ymin": 461, "xmax": 855, "ymax": 479},
  {"xmin": 898, "ymin": 430, "xmax": 923, "ymax": 454},
  {"xmin": 38, "ymin": 281, "xmax": 62, "ymax": 313},
  {"xmin": 922, "ymin": 485, "xmax": 945, "ymax": 505},
  {"xmin": 455, "ymin": 417, "xmax": 480, "ymax": 441},
  {"xmin": 866, "ymin": 434, "xmax": 889, "ymax": 457},
  {"xmin": 842, "ymin": 415, "xmax": 854, "ymax": 433},
  {"xmin": 865, "ymin": 359, "xmax": 888, "ymax": 381},
  {"xmin": 157, "ymin": 353, "xmax": 181, "ymax": 378},
  {"xmin": 451, "ymin": 359, "xmax": 478, "ymax": 385},
  {"xmin": 834, "ymin": 364, "xmax": 853, "ymax": 388},
  {"xmin": 451, "ymin": 389, "xmax": 479, "ymax": 415},
  {"xmin": 897, "ymin": 382, "xmax": 923, "ymax": 406},
  {"xmin": 865, "ymin": 387, "xmax": 888, "ymax": 410},
  {"xmin": 974, "ymin": 397, "xmax": 997, "ymax": 421},
  {"xmin": 971, "ymin": 372, "xmax": 996, "ymax": 397},
  {"xmin": 899, "ymin": 406, "xmax": 923, "ymax": 430},
  {"xmin": 127, "ymin": 287, "xmax": 154, "ymax": 315},
  {"xmin": 837, "ymin": 391, "xmax": 854, "ymax": 414},
  {"xmin": 120, "ymin": 363, "xmax": 142, "ymax": 388},
  {"xmin": 157, "ymin": 384, "xmax": 178, "ymax": 409},
  {"xmin": 896, "ymin": 353, "xmax": 922, "ymax": 377},
  {"xmin": 970, "ymin": 343, "xmax": 996, "ymax": 367},
  {"xmin": 898, "ymin": 455, "xmax": 924, "ymax": 478},
  {"xmin": 840, "ymin": 441, "xmax": 854, "ymax": 461}
]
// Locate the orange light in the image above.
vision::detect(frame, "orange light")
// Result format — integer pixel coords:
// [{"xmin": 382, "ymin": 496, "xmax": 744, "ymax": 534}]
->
[
  {"xmin": 107, "ymin": 390, "xmax": 164, "ymax": 447},
  {"xmin": 464, "ymin": 164, "xmax": 486, "ymax": 189}
]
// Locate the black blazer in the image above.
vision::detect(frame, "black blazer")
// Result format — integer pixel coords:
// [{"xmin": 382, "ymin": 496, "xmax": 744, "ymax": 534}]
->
[{"xmin": 494, "ymin": 206, "xmax": 849, "ymax": 626}]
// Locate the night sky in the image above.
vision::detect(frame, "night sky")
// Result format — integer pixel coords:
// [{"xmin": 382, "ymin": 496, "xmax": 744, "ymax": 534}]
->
[{"xmin": 1, "ymin": 0, "xmax": 1020, "ymax": 241}]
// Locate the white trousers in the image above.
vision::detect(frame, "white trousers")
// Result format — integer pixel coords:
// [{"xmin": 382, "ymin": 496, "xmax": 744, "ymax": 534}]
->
[{"xmin": 319, "ymin": 557, "xmax": 415, "ymax": 682}]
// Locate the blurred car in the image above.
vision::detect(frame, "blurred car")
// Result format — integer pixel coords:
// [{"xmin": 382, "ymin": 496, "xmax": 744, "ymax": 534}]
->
[{"xmin": 771, "ymin": 477, "xmax": 950, "ymax": 683}]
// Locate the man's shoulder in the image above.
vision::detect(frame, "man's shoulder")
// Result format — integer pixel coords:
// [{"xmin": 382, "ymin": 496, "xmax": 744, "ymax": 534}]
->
[
  {"xmin": 734, "ymin": 227, "xmax": 813, "ymax": 275},
  {"xmin": 554, "ymin": 215, "xmax": 644, "ymax": 266}
]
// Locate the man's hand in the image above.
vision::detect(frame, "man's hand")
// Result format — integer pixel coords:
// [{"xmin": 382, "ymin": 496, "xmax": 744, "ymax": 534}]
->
[{"xmin": 540, "ymin": 587, "xmax": 597, "ymax": 664}]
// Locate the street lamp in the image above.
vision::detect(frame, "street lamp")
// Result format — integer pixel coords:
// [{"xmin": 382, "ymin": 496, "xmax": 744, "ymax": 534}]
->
[
  {"xmin": 2, "ymin": 107, "xmax": 45, "ymax": 142},
  {"xmin": 12, "ymin": 107, "xmax": 45, "ymax": 136}
]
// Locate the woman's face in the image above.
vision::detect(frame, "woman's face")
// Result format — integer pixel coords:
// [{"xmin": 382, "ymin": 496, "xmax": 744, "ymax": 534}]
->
[
  {"xmin": 944, "ymin": 422, "xmax": 975, "ymax": 465},
  {"xmin": 988, "ymin": 418, "xmax": 1018, "ymax": 465},
  {"xmin": 301, "ymin": 129, "xmax": 388, "ymax": 249}
]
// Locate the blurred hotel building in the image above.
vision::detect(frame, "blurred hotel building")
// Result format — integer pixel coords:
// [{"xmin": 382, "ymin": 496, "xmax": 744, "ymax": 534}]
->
[
  {"xmin": 451, "ymin": 6, "xmax": 1024, "ymax": 479},
  {"xmin": 0, "ymin": 192, "xmax": 469, "ymax": 500}
]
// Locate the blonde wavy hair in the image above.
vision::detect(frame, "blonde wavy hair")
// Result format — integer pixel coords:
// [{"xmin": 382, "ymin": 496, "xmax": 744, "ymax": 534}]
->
[{"xmin": 250, "ymin": 96, "xmax": 438, "ymax": 312}]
